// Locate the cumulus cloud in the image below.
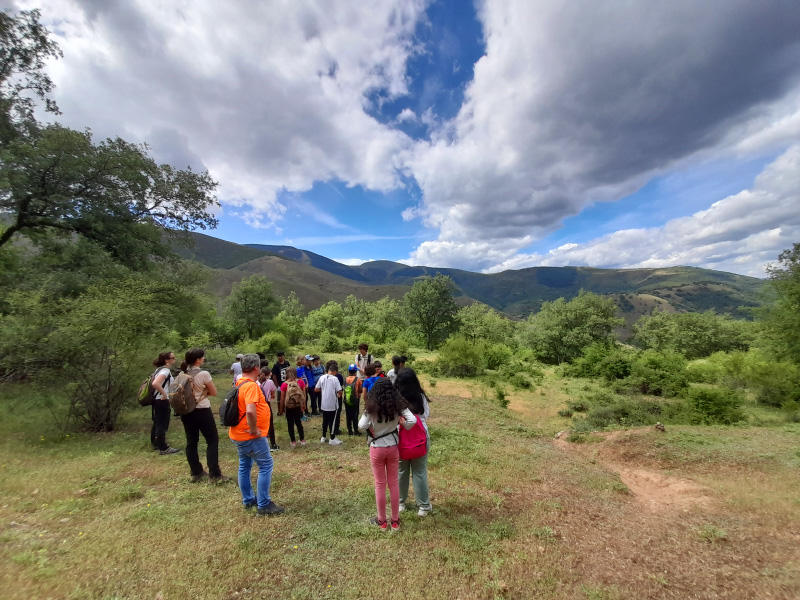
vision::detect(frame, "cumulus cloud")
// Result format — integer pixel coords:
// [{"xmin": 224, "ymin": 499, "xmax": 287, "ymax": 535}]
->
[
  {"xmin": 20, "ymin": 0, "xmax": 428, "ymax": 230},
  {"xmin": 405, "ymin": 0, "xmax": 800, "ymax": 268},
  {"xmin": 486, "ymin": 146, "xmax": 800, "ymax": 276}
]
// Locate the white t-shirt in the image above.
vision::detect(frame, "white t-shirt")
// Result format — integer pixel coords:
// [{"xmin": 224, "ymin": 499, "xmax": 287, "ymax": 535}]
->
[
  {"xmin": 230, "ymin": 361, "xmax": 242, "ymax": 383},
  {"xmin": 315, "ymin": 373, "xmax": 342, "ymax": 412},
  {"xmin": 187, "ymin": 367, "xmax": 213, "ymax": 410},
  {"xmin": 154, "ymin": 367, "xmax": 172, "ymax": 401}
]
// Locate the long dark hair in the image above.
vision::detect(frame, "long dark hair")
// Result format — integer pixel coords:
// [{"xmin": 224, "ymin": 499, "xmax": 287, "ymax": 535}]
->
[
  {"xmin": 364, "ymin": 378, "xmax": 407, "ymax": 423},
  {"xmin": 152, "ymin": 351, "xmax": 173, "ymax": 367},
  {"xmin": 394, "ymin": 367, "xmax": 428, "ymax": 415},
  {"xmin": 180, "ymin": 348, "xmax": 205, "ymax": 372}
]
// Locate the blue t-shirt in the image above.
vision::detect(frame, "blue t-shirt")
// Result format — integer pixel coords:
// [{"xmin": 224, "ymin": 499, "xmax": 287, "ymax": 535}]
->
[
  {"xmin": 303, "ymin": 365, "xmax": 316, "ymax": 388},
  {"xmin": 296, "ymin": 366, "xmax": 309, "ymax": 386},
  {"xmin": 361, "ymin": 376, "xmax": 379, "ymax": 394}
]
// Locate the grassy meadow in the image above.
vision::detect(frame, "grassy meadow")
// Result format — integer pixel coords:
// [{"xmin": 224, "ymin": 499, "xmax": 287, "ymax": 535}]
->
[{"xmin": 1, "ymin": 349, "xmax": 799, "ymax": 600}]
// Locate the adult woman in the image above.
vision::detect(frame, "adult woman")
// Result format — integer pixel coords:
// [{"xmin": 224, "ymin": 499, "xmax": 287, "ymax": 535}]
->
[
  {"xmin": 151, "ymin": 351, "xmax": 180, "ymax": 455},
  {"xmin": 180, "ymin": 348, "xmax": 230, "ymax": 483},
  {"xmin": 394, "ymin": 367, "xmax": 432, "ymax": 516}
]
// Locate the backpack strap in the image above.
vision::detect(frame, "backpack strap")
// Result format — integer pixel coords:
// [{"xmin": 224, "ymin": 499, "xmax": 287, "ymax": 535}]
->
[{"xmin": 366, "ymin": 428, "xmax": 399, "ymax": 447}]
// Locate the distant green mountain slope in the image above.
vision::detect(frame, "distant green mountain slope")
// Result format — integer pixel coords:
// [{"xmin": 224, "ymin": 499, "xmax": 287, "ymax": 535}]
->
[{"xmin": 182, "ymin": 232, "xmax": 764, "ymax": 318}]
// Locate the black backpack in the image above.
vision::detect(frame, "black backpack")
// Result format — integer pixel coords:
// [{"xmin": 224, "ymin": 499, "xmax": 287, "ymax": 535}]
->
[{"xmin": 220, "ymin": 380, "xmax": 251, "ymax": 427}]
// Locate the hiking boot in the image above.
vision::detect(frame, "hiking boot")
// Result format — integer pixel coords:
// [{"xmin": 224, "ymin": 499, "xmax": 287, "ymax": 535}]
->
[
  {"xmin": 398, "ymin": 502, "xmax": 405, "ymax": 513},
  {"xmin": 418, "ymin": 504, "xmax": 432, "ymax": 517},
  {"xmin": 190, "ymin": 471, "xmax": 209, "ymax": 483},
  {"xmin": 159, "ymin": 447, "xmax": 181, "ymax": 455},
  {"xmin": 369, "ymin": 516, "xmax": 388, "ymax": 530},
  {"xmin": 320, "ymin": 437, "xmax": 328, "ymax": 444},
  {"xmin": 209, "ymin": 475, "xmax": 233, "ymax": 485},
  {"xmin": 329, "ymin": 438, "xmax": 342, "ymax": 446},
  {"xmin": 255, "ymin": 501, "xmax": 285, "ymax": 516}
]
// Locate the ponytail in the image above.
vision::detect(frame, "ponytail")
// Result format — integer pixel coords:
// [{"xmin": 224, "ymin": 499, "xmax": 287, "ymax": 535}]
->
[{"xmin": 182, "ymin": 348, "xmax": 205, "ymax": 372}]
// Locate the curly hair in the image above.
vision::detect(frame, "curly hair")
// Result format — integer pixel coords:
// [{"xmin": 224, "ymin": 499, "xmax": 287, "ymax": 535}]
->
[{"xmin": 364, "ymin": 378, "xmax": 407, "ymax": 423}]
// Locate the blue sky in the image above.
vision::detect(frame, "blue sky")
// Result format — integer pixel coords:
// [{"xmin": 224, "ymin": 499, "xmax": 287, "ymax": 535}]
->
[{"xmin": 17, "ymin": 0, "xmax": 800, "ymax": 276}]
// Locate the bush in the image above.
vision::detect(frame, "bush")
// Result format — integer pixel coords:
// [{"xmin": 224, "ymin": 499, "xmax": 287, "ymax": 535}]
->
[
  {"xmin": 495, "ymin": 387, "xmax": 509, "ymax": 408},
  {"xmin": 437, "ymin": 335, "xmax": 486, "ymax": 377},
  {"xmin": 564, "ymin": 342, "xmax": 634, "ymax": 381},
  {"xmin": 625, "ymin": 350, "xmax": 688, "ymax": 396},
  {"xmin": 319, "ymin": 330, "xmax": 343, "ymax": 353},
  {"xmin": 566, "ymin": 400, "xmax": 589, "ymax": 412},
  {"xmin": 686, "ymin": 360, "xmax": 725, "ymax": 384},
  {"xmin": 239, "ymin": 331, "xmax": 290, "ymax": 357},
  {"xmin": 573, "ymin": 396, "xmax": 676, "ymax": 431},
  {"xmin": 557, "ymin": 408, "xmax": 574, "ymax": 418},
  {"xmin": 508, "ymin": 373, "xmax": 533, "ymax": 389},
  {"xmin": 485, "ymin": 343, "xmax": 513, "ymax": 370},
  {"xmin": 688, "ymin": 387, "xmax": 745, "ymax": 425},
  {"xmin": 391, "ymin": 340, "xmax": 415, "ymax": 363}
]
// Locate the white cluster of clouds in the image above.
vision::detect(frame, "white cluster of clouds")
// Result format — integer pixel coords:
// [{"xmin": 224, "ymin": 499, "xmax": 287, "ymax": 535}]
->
[{"xmin": 13, "ymin": 0, "xmax": 800, "ymax": 275}]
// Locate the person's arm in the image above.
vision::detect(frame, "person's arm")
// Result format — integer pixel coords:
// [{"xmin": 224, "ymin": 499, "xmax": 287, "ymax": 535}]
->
[
  {"xmin": 399, "ymin": 408, "xmax": 417, "ymax": 430},
  {"xmin": 245, "ymin": 403, "xmax": 260, "ymax": 436},
  {"xmin": 422, "ymin": 395, "xmax": 430, "ymax": 421},
  {"xmin": 206, "ymin": 379, "xmax": 218, "ymax": 397},
  {"xmin": 152, "ymin": 370, "xmax": 168, "ymax": 398},
  {"xmin": 278, "ymin": 384, "xmax": 285, "ymax": 414},
  {"xmin": 358, "ymin": 412, "xmax": 370, "ymax": 431},
  {"xmin": 335, "ymin": 379, "xmax": 342, "ymax": 399}
]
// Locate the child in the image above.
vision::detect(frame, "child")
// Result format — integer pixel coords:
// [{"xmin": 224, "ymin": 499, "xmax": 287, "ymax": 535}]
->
[
  {"xmin": 279, "ymin": 368, "xmax": 306, "ymax": 448},
  {"xmin": 359, "ymin": 378, "xmax": 417, "ymax": 531},
  {"xmin": 394, "ymin": 368, "xmax": 432, "ymax": 516},
  {"xmin": 315, "ymin": 362, "xmax": 343, "ymax": 445},
  {"xmin": 343, "ymin": 364, "xmax": 362, "ymax": 436},
  {"xmin": 258, "ymin": 366, "xmax": 279, "ymax": 451},
  {"xmin": 361, "ymin": 363, "xmax": 380, "ymax": 395},
  {"xmin": 304, "ymin": 355, "xmax": 320, "ymax": 415},
  {"xmin": 387, "ymin": 355, "xmax": 407, "ymax": 384},
  {"xmin": 374, "ymin": 360, "xmax": 384, "ymax": 378},
  {"xmin": 295, "ymin": 354, "xmax": 311, "ymax": 418}
]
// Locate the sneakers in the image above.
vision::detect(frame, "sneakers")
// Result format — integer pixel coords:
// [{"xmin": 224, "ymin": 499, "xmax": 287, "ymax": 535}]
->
[
  {"xmin": 301, "ymin": 415, "xmax": 309, "ymax": 422},
  {"xmin": 320, "ymin": 437, "xmax": 328, "ymax": 444},
  {"xmin": 390, "ymin": 519, "xmax": 400, "ymax": 531},
  {"xmin": 418, "ymin": 504, "xmax": 432, "ymax": 517},
  {"xmin": 210, "ymin": 475, "xmax": 233, "ymax": 485},
  {"xmin": 254, "ymin": 501, "xmax": 285, "ymax": 516},
  {"xmin": 398, "ymin": 502, "xmax": 405, "ymax": 512},
  {"xmin": 369, "ymin": 516, "xmax": 388, "ymax": 530},
  {"xmin": 329, "ymin": 438, "xmax": 342, "ymax": 446},
  {"xmin": 190, "ymin": 471, "xmax": 209, "ymax": 483},
  {"xmin": 290, "ymin": 441, "xmax": 297, "ymax": 448},
  {"xmin": 270, "ymin": 445, "xmax": 280, "ymax": 451},
  {"xmin": 159, "ymin": 447, "xmax": 181, "ymax": 455},
  {"xmin": 300, "ymin": 440, "xmax": 307, "ymax": 446}
]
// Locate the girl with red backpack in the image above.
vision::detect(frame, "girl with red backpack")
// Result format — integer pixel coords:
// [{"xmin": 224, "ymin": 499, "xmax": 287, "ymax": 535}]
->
[
  {"xmin": 358, "ymin": 379, "xmax": 417, "ymax": 531},
  {"xmin": 394, "ymin": 368, "xmax": 432, "ymax": 516}
]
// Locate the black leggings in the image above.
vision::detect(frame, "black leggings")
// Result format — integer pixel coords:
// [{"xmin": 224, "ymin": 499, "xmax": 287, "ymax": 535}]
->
[
  {"xmin": 345, "ymin": 399, "xmax": 360, "ymax": 434},
  {"xmin": 267, "ymin": 402, "xmax": 277, "ymax": 447},
  {"xmin": 322, "ymin": 410, "xmax": 337, "ymax": 439},
  {"xmin": 285, "ymin": 407, "xmax": 304, "ymax": 442},
  {"xmin": 180, "ymin": 407, "xmax": 221, "ymax": 477},
  {"xmin": 151, "ymin": 400, "xmax": 171, "ymax": 451}
]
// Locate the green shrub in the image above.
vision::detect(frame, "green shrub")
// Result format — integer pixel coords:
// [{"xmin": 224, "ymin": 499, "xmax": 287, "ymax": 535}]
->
[
  {"xmin": 566, "ymin": 400, "xmax": 589, "ymax": 412},
  {"xmin": 573, "ymin": 396, "xmax": 674, "ymax": 431},
  {"xmin": 688, "ymin": 387, "xmax": 745, "ymax": 425},
  {"xmin": 625, "ymin": 350, "xmax": 688, "ymax": 396},
  {"xmin": 508, "ymin": 373, "xmax": 532, "ymax": 389},
  {"xmin": 437, "ymin": 335, "xmax": 486, "ymax": 377},
  {"xmin": 564, "ymin": 342, "xmax": 634, "ymax": 381},
  {"xmin": 319, "ymin": 330, "xmax": 342, "ymax": 353},
  {"xmin": 485, "ymin": 343, "xmax": 513, "ymax": 370},
  {"xmin": 240, "ymin": 331, "xmax": 289, "ymax": 356},
  {"xmin": 495, "ymin": 387, "xmax": 509, "ymax": 408},
  {"xmin": 686, "ymin": 360, "xmax": 724, "ymax": 384},
  {"xmin": 391, "ymin": 340, "xmax": 416, "ymax": 363},
  {"xmin": 557, "ymin": 408, "xmax": 574, "ymax": 418}
]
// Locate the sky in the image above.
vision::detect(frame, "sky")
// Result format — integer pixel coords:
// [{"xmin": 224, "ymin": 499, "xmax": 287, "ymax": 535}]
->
[{"xmin": 10, "ymin": 0, "xmax": 800, "ymax": 277}]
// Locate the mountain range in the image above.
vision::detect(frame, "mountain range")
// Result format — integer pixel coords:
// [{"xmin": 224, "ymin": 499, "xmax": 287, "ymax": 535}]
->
[{"xmin": 175, "ymin": 232, "xmax": 765, "ymax": 330}]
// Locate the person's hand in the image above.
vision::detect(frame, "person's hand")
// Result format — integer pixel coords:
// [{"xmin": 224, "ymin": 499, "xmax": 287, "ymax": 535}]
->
[
  {"xmin": 398, "ymin": 416, "xmax": 406, "ymax": 426},
  {"xmin": 250, "ymin": 427, "xmax": 262, "ymax": 436}
]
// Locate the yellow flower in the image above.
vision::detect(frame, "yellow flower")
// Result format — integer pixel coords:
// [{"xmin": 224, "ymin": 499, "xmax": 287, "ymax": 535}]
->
[{"xmin": 293, "ymin": 545, "xmax": 298, "ymax": 549}]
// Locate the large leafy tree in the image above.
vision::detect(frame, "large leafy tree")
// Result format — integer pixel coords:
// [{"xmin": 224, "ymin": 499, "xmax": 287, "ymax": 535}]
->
[
  {"xmin": 224, "ymin": 275, "xmax": 279, "ymax": 340},
  {"xmin": 517, "ymin": 291, "xmax": 623, "ymax": 364},
  {"xmin": 457, "ymin": 302, "xmax": 515, "ymax": 345},
  {"xmin": 0, "ymin": 10, "xmax": 219, "ymax": 266},
  {"xmin": 404, "ymin": 274, "xmax": 459, "ymax": 350},
  {"xmin": 761, "ymin": 242, "xmax": 800, "ymax": 366}
]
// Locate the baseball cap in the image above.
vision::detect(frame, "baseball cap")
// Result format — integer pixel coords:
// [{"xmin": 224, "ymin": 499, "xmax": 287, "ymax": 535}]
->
[
  {"xmin": 305, "ymin": 354, "xmax": 313, "ymax": 360},
  {"xmin": 348, "ymin": 363, "xmax": 358, "ymax": 372},
  {"xmin": 236, "ymin": 354, "xmax": 243, "ymax": 359}
]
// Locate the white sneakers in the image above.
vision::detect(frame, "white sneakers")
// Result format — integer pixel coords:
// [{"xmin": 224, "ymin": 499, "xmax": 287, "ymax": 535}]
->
[
  {"xmin": 398, "ymin": 502, "xmax": 405, "ymax": 512},
  {"xmin": 418, "ymin": 504, "xmax": 432, "ymax": 517},
  {"xmin": 329, "ymin": 438, "xmax": 342, "ymax": 446},
  {"xmin": 320, "ymin": 437, "xmax": 327, "ymax": 444}
]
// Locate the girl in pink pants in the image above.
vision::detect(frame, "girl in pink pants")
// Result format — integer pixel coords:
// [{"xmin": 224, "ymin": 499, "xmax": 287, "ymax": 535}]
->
[{"xmin": 359, "ymin": 379, "xmax": 417, "ymax": 531}]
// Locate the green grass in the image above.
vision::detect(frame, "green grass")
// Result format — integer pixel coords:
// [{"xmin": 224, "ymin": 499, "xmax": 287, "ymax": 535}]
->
[{"xmin": 1, "ymin": 368, "xmax": 799, "ymax": 599}]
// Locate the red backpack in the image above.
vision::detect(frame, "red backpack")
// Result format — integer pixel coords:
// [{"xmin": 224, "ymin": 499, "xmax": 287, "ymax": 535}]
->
[{"xmin": 398, "ymin": 418, "xmax": 427, "ymax": 460}]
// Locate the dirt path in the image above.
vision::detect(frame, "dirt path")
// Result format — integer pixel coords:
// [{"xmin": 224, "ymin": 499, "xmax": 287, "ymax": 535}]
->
[{"xmin": 554, "ymin": 429, "xmax": 718, "ymax": 512}]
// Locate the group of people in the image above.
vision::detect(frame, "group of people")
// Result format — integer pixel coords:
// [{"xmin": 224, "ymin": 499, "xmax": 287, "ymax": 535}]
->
[{"xmin": 147, "ymin": 343, "xmax": 431, "ymax": 528}]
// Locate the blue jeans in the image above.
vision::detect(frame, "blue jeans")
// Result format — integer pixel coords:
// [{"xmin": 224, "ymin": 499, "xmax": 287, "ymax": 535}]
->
[{"xmin": 232, "ymin": 437, "xmax": 273, "ymax": 509}]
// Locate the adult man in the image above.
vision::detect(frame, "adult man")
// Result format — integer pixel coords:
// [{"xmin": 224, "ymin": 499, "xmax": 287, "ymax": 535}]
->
[
  {"xmin": 271, "ymin": 351, "xmax": 290, "ymax": 408},
  {"xmin": 230, "ymin": 354, "xmax": 243, "ymax": 386},
  {"xmin": 229, "ymin": 354, "xmax": 284, "ymax": 516},
  {"xmin": 355, "ymin": 343, "xmax": 373, "ymax": 379}
]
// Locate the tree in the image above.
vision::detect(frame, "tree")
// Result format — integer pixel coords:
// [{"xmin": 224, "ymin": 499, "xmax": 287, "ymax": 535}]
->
[
  {"xmin": 273, "ymin": 291, "xmax": 305, "ymax": 345},
  {"xmin": 761, "ymin": 242, "xmax": 800, "ymax": 366},
  {"xmin": 224, "ymin": 275, "xmax": 279, "ymax": 340},
  {"xmin": 303, "ymin": 300, "xmax": 345, "ymax": 340},
  {"xmin": 403, "ymin": 274, "xmax": 459, "ymax": 350},
  {"xmin": 517, "ymin": 291, "xmax": 623, "ymax": 364},
  {"xmin": 0, "ymin": 10, "xmax": 219, "ymax": 266},
  {"xmin": 457, "ymin": 302, "xmax": 515, "ymax": 345}
]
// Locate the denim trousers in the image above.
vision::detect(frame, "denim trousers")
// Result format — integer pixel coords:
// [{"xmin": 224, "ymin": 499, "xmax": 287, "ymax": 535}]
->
[
  {"xmin": 398, "ymin": 453, "xmax": 431, "ymax": 510},
  {"xmin": 232, "ymin": 436, "xmax": 273, "ymax": 508}
]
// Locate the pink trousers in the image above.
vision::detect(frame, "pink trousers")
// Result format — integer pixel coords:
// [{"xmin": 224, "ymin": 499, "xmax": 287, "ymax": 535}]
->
[{"xmin": 369, "ymin": 444, "xmax": 400, "ymax": 523}]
